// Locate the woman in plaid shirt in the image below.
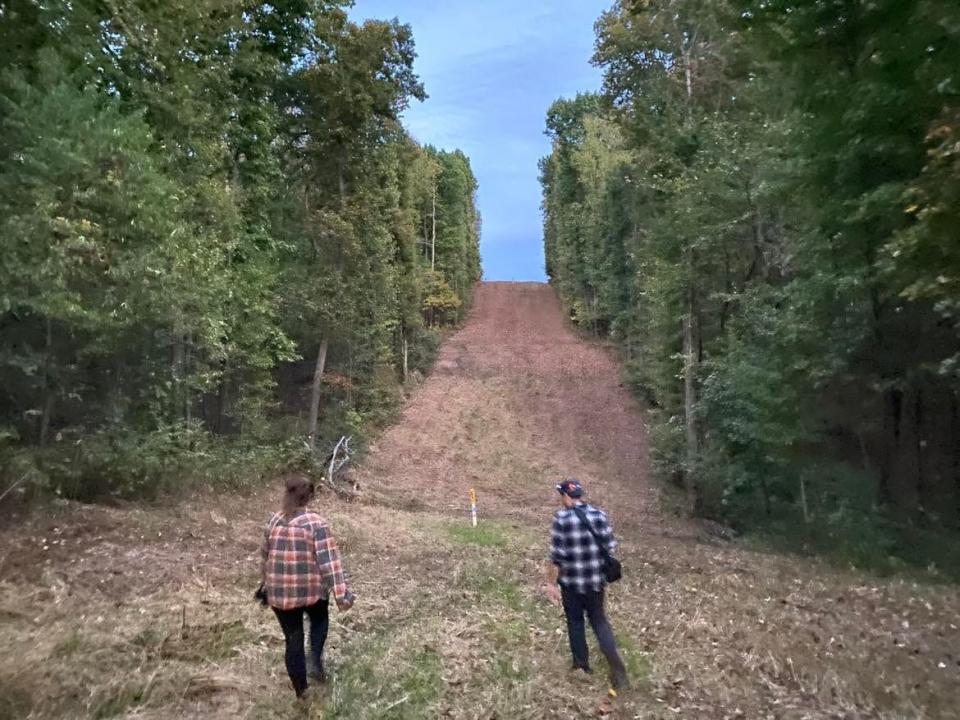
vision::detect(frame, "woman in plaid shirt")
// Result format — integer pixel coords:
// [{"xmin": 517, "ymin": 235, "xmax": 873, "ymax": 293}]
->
[{"xmin": 261, "ymin": 474, "xmax": 355, "ymax": 698}]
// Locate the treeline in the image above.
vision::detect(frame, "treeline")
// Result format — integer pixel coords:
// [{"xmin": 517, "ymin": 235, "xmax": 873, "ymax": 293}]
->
[
  {"xmin": 542, "ymin": 0, "xmax": 960, "ymax": 561},
  {"xmin": 0, "ymin": 1, "xmax": 480, "ymax": 498}
]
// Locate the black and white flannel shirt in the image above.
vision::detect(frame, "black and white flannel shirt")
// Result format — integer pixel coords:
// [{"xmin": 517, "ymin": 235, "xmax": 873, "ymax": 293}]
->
[{"xmin": 549, "ymin": 502, "xmax": 618, "ymax": 594}]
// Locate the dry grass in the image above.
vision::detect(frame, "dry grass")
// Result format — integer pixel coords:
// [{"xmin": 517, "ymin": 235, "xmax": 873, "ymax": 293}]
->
[{"xmin": 1, "ymin": 283, "xmax": 958, "ymax": 719}]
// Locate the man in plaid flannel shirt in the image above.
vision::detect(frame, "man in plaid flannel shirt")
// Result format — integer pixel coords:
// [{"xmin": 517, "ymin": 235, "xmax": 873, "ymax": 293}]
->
[
  {"xmin": 261, "ymin": 475, "xmax": 354, "ymax": 698},
  {"xmin": 546, "ymin": 478, "xmax": 629, "ymax": 693}
]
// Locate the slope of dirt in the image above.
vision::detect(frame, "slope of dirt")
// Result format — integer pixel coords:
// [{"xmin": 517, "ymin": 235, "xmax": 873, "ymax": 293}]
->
[
  {"xmin": 359, "ymin": 281, "xmax": 655, "ymax": 531},
  {"xmin": 1, "ymin": 282, "xmax": 958, "ymax": 720}
]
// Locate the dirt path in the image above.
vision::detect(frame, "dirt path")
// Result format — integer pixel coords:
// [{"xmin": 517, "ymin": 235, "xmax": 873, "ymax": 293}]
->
[
  {"xmin": 2, "ymin": 282, "xmax": 959, "ymax": 719},
  {"xmin": 360, "ymin": 281, "xmax": 655, "ymax": 531}
]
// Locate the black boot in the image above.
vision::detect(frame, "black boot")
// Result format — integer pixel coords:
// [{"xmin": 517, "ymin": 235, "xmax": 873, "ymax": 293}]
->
[{"xmin": 610, "ymin": 665, "xmax": 630, "ymax": 692}]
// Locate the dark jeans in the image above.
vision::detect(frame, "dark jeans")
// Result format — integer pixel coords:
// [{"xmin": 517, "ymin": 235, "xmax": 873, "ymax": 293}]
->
[
  {"xmin": 273, "ymin": 596, "xmax": 329, "ymax": 696},
  {"xmin": 561, "ymin": 586, "xmax": 627, "ymax": 681}
]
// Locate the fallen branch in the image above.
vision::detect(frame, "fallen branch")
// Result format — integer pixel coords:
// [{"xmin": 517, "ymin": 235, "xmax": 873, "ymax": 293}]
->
[
  {"xmin": 317, "ymin": 435, "xmax": 358, "ymax": 498},
  {"xmin": 327, "ymin": 435, "xmax": 349, "ymax": 485},
  {"xmin": 0, "ymin": 472, "xmax": 31, "ymax": 505}
]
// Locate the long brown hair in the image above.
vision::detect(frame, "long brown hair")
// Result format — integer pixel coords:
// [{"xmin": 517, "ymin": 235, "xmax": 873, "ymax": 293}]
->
[{"xmin": 281, "ymin": 473, "xmax": 315, "ymax": 516}]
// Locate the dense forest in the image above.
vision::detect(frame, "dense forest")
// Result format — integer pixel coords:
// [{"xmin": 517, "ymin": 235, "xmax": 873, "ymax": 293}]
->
[
  {"xmin": 542, "ymin": 0, "xmax": 960, "ymax": 564},
  {"xmin": 0, "ymin": 1, "xmax": 481, "ymax": 499}
]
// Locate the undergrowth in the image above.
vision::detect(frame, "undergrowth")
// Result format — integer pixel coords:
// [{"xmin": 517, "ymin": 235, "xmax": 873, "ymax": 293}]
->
[
  {"xmin": 0, "ymin": 326, "xmax": 446, "ymax": 507},
  {"xmin": 749, "ymin": 511, "xmax": 960, "ymax": 583},
  {"xmin": 643, "ymin": 415, "xmax": 960, "ymax": 584}
]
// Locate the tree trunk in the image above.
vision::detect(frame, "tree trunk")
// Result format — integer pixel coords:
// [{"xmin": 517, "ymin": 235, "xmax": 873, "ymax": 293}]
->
[
  {"xmin": 402, "ymin": 333, "xmax": 409, "ymax": 382},
  {"xmin": 431, "ymin": 184, "xmax": 437, "ymax": 271},
  {"xmin": 172, "ymin": 331, "xmax": 185, "ymax": 424},
  {"xmin": 683, "ymin": 279, "xmax": 701, "ymax": 514},
  {"xmin": 39, "ymin": 317, "xmax": 54, "ymax": 447},
  {"xmin": 680, "ymin": 33, "xmax": 700, "ymax": 516},
  {"xmin": 951, "ymin": 391, "xmax": 959, "ymax": 530},
  {"xmin": 347, "ymin": 342, "xmax": 354, "ymax": 406},
  {"xmin": 720, "ymin": 247, "xmax": 731, "ymax": 334},
  {"xmin": 232, "ymin": 150, "xmax": 242, "ymax": 191},
  {"xmin": 800, "ymin": 475, "xmax": 810, "ymax": 523},
  {"xmin": 760, "ymin": 475, "xmax": 772, "ymax": 517},
  {"xmin": 185, "ymin": 331, "xmax": 193, "ymax": 429},
  {"xmin": 423, "ymin": 213, "xmax": 430, "ymax": 261},
  {"xmin": 217, "ymin": 358, "xmax": 229, "ymax": 435},
  {"xmin": 338, "ymin": 145, "xmax": 348, "ymax": 209},
  {"xmin": 591, "ymin": 294, "xmax": 599, "ymax": 337},
  {"xmin": 680, "ymin": 38, "xmax": 694, "ymax": 118},
  {"xmin": 878, "ymin": 387, "xmax": 902, "ymax": 507},
  {"xmin": 915, "ymin": 388, "xmax": 925, "ymax": 515},
  {"xmin": 306, "ymin": 338, "xmax": 329, "ymax": 452}
]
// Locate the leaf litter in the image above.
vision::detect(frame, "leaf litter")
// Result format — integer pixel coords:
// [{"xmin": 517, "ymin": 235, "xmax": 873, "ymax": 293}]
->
[{"xmin": 1, "ymin": 283, "xmax": 958, "ymax": 719}]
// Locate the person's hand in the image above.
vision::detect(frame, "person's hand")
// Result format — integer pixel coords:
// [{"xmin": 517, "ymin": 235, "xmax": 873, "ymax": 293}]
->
[
  {"xmin": 254, "ymin": 583, "xmax": 268, "ymax": 607},
  {"xmin": 545, "ymin": 584, "xmax": 561, "ymax": 606},
  {"xmin": 337, "ymin": 596, "xmax": 355, "ymax": 612}
]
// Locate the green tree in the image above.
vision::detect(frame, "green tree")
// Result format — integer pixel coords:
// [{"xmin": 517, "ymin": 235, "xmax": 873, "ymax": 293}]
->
[
  {"xmin": 542, "ymin": 0, "xmax": 960, "ymax": 543},
  {"xmin": 0, "ymin": 2, "xmax": 483, "ymax": 499}
]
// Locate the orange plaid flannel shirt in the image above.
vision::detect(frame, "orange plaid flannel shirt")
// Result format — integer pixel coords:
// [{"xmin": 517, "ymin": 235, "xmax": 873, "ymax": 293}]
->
[{"xmin": 261, "ymin": 510, "xmax": 354, "ymax": 610}]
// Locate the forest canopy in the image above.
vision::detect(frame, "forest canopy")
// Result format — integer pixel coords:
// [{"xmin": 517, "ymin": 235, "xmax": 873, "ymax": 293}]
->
[
  {"xmin": 541, "ymin": 0, "xmax": 960, "ymax": 567},
  {"xmin": 0, "ymin": 0, "xmax": 481, "ymax": 498}
]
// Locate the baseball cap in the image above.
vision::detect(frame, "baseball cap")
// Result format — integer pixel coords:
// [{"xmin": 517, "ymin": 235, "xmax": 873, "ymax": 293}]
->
[{"xmin": 555, "ymin": 478, "xmax": 583, "ymax": 498}]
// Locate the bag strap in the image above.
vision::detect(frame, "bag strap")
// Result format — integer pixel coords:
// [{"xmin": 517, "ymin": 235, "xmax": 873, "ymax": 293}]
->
[{"xmin": 571, "ymin": 505, "xmax": 611, "ymax": 560}]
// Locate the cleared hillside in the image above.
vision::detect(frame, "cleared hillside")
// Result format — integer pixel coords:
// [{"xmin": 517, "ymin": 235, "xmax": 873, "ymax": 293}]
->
[{"xmin": 1, "ymin": 283, "xmax": 958, "ymax": 719}]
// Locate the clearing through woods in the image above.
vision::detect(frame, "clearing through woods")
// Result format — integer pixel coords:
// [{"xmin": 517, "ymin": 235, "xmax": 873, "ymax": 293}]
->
[{"xmin": 1, "ymin": 282, "xmax": 958, "ymax": 719}]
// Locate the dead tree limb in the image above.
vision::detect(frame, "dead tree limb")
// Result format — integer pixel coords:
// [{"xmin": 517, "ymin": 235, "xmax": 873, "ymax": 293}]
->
[{"xmin": 317, "ymin": 435, "xmax": 357, "ymax": 498}]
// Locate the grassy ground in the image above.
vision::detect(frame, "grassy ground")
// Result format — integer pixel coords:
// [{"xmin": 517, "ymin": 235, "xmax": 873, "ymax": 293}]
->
[
  {"xmin": 0, "ymin": 498, "xmax": 646, "ymax": 719},
  {"xmin": 1, "ymin": 283, "xmax": 958, "ymax": 719}
]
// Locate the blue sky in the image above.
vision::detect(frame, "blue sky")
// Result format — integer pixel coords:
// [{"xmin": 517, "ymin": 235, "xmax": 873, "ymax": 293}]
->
[{"xmin": 350, "ymin": 0, "xmax": 609, "ymax": 281}]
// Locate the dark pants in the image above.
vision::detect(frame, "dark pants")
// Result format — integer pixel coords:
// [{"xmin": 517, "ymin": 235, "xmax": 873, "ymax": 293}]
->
[
  {"xmin": 561, "ymin": 587, "xmax": 627, "ymax": 682},
  {"xmin": 273, "ymin": 596, "xmax": 329, "ymax": 696}
]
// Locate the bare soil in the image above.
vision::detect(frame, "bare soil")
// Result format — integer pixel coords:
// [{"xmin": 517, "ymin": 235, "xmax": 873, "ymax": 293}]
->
[{"xmin": 1, "ymin": 282, "xmax": 958, "ymax": 719}]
